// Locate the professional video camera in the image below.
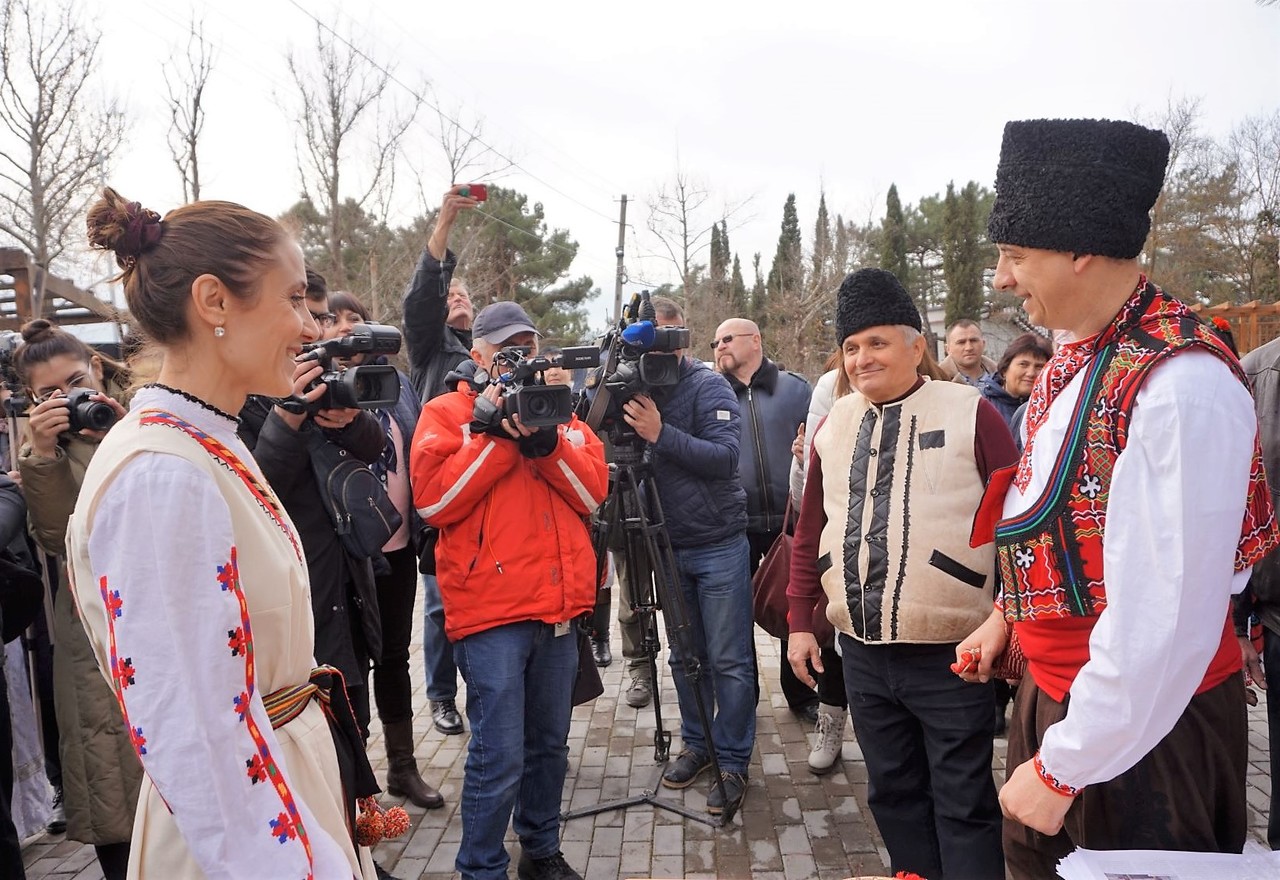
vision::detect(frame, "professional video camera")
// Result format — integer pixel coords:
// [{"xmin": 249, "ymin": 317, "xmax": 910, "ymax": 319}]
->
[
  {"xmin": 464, "ymin": 344, "xmax": 598, "ymax": 434},
  {"xmin": 296, "ymin": 323, "xmax": 403, "ymax": 411},
  {"xmin": 582, "ymin": 290, "xmax": 690, "ymax": 443}
]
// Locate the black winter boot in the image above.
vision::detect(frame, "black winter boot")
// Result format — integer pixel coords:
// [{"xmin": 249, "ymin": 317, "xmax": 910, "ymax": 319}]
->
[{"xmin": 383, "ymin": 720, "xmax": 444, "ymax": 809}]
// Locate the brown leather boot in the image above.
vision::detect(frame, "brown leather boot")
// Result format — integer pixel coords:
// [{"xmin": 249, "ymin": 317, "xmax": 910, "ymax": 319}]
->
[{"xmin": 383, "ymin": 720, "xmax": 444, "ymax": 809}]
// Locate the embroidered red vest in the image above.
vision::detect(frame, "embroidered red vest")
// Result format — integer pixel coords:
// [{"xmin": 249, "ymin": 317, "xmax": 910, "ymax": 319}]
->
[{"xmin": 983, "ymin": 286, "xmax": 1278, "ymax": 626}]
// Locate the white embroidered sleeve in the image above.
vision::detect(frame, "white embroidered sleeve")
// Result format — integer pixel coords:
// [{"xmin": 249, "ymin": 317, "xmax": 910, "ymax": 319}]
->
[
  {"xmin": 86, "ymin": 453, "xmax": 353, "ymax": 880},
  {"xmin": 1038, "ymin": 351, "xmax": 1255, "ymax": 788}
]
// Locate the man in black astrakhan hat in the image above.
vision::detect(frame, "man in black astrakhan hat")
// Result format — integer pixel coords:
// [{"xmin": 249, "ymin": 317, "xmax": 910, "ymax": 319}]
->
[
  {"xmin": 956, "ymin": 118, "xmax": 1280, "ymax": 876},
  {"xmin": 787, "ymin": 268, "xmax": 1017, "ymax": 880}
]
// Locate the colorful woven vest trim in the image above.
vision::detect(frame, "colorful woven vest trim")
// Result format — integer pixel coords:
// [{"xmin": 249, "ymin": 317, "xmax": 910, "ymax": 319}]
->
[{"xmin": 994, "ymin": 282, "xmax": 1278, "ymax": 622}]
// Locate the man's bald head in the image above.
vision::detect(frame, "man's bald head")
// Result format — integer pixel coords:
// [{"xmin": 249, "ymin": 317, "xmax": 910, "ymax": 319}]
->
[{"xmin": 713, "ymin": 317, "xmax": 763, "ymax": 383}]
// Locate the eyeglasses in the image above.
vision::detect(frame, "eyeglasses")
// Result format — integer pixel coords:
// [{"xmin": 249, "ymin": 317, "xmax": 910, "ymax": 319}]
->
[
  {"xmin": 709, "ymin": 332, "xmax": 755, "ymax": 350},
  {"xmin": 310, "ymin": 312, "xmax": 336, "ymax": 328}
]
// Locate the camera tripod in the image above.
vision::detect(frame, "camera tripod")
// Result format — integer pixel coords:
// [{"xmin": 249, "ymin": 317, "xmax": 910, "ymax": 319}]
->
[{"xmin": 561, "ymin": 439, "xmax": 735, "ymax": 827}]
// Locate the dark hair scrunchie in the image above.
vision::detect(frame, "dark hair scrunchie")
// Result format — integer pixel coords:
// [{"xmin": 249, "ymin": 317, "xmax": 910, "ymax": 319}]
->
[{"xmin": 117, "ymin": 202, "xmax": 164, "ymax": 263}]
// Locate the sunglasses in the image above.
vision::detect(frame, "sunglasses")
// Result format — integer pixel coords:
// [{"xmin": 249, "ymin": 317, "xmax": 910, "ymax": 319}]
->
[{"xmin": 709, "ymin": 332, "xmax": 755, "ymax": 350}]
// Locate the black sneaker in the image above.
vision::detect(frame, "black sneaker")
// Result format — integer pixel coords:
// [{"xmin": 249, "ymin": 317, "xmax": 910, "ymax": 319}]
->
[
  {"xmin": 661, "ymin": 749, "xmax": 711, "ymax": 789},
  {"xmin": 430, "ymin": 699, "xmax": 464, "ymax": 735},
  {"xmin": 517, "ymin": 849, "xmax": 583, "ymax": 880},
  {"xmin": 706, "ymin": 770, "xmax": 747, "ymax": 816}
]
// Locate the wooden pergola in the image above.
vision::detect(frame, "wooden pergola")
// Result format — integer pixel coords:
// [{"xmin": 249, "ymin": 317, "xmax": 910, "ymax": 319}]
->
[
  {"xmin": 0, "ymin": 247, "xmax": 126, "ymax": 332},
  {"xmin": 1189, "ymin": 300, "xmax": 1280, "ymax": 355}
]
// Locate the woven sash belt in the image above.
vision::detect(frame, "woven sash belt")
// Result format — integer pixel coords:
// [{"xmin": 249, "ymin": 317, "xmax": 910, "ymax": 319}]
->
[{"xmin": 262, "ymin": 665, "xmax": 380, "ymax": 843}]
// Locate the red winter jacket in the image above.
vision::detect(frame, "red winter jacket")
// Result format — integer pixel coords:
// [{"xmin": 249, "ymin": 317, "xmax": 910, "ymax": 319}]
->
[{"xmin": 410, "ymin": 387, "xmax": 608, "ymax": 641}]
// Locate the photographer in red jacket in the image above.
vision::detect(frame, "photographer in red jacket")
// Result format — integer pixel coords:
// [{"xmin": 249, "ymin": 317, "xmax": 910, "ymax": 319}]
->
[{"xmin": 410, "ymin": 301, "xmax": 607, "ymax": 880}]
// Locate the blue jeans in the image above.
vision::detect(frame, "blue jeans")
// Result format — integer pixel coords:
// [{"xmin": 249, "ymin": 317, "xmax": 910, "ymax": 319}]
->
[
  {"xmin": 840, "ymin": 634, "xmax": 1004, "ymax": 880},
  {"xmin": 421, "ymin": 574, "xmax": 457, "ymax": 702},
  {"xmin": 666, "ymin": 533, "xmax": 756, "ymax": 774},
  {"xmin": 452, "ymin": 621, "xmax": 578, "ymax": 879}
]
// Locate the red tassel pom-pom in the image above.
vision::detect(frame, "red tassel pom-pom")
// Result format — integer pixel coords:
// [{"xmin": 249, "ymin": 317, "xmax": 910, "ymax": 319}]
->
[
  {"xmin": 381, "ymin": 805, "xmax": 410, "ymax": 839},
  {"xmin": 355, "ymin": 806, "xmax": 384, "ymax": 847}
]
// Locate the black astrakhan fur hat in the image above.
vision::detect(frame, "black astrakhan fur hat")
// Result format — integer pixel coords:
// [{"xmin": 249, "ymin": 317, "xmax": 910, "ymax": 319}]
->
[
  {"xmin": 835, "ymin": 268, "xmax": 922, "ymax": 344},
  {"xmin": 987, "ymin": 118, "xmax": 1170, "ymax": 259}
]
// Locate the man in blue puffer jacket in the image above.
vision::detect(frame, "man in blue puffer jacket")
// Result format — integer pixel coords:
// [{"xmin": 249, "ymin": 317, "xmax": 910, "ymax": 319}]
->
[{"xmin": 619, "ymin": 295, "xmax": 756, "ymax": 818}]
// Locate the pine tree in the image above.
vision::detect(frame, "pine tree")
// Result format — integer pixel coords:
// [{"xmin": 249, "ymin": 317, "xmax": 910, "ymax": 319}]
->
[
  {"xmin": 765, "ymin": 194, "xmax": 803, "ymax": 328},
  {"xmin": 751, "ymin": 252, "xmax": 767, "ymax": 321},
  {"xmin": 730, "ymin": 254, "xmax": 748, "ymax": 315},
  {"xmin": 812, "ymin": 193, "xmax": 832, "ymax": 283},
  {"xmin": 880, "ymin": 184, "xmax": 912, "ymax": 287},
  {"xmin": 942, "ymin": 181, "xmax": 987, "ymax": 325}
]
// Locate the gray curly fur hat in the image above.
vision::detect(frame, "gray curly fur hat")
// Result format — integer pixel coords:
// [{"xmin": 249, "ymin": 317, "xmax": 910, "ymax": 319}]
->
[
  {"xmin": 987, "ymin": 118, "xmax": 1170, "ymax": 259},
  {"xmin": 835, "ymin": 268, "xmax": 922, "ymax": 344}
]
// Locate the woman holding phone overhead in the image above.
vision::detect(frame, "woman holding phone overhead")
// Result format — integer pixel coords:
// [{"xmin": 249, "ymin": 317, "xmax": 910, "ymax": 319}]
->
[{"xmin": 65, "ymin": 187, "xmax": 376, "ymax": 879}]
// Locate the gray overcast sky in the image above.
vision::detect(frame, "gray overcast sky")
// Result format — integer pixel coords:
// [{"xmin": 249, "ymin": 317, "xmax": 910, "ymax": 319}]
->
[{"xmin": 94, "ymin": 0, "xmax": 1279, "ymax": 328}]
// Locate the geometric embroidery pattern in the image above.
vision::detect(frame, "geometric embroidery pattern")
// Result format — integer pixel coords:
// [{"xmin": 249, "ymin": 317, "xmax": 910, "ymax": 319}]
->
[
  {"xmin": 995, "ymin": 280, "xmax": 1280, "ymax": 623},
  {"xmin": 139, "ymin": 410, "xmax": 303, "ymax": 562},
  {"xmin": 218, "ymin": 548, "xmax": 315, "ymax": 870}
]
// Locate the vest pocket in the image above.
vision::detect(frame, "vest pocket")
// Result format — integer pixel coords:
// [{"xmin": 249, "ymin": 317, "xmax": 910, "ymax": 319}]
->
[{"xmin": 927, "ymin": 549, "xmax": 986, "ymax": 588}]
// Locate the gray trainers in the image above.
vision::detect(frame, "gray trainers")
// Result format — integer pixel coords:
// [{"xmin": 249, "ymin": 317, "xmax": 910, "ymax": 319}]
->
[
  {"xmin": 808, "ymin": 704, "xmax": 846, "ymax": 775},
  {"xmin": 625, "ymin": 673, "xmax": 652, "ymax": 708}
]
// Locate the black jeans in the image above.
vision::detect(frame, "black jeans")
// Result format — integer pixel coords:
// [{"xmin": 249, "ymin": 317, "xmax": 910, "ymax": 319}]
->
[
  {"xmin": 841, "ymin": 634, "xmax": 1004, "ymax": 880},
  {"xmin": 372, "ymin": 545, "xmax": 419, "ymax": 726}
]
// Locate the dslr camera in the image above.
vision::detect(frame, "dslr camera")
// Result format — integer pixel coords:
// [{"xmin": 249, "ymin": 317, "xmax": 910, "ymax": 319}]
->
[
  {"xmin": 582, "ymin": 290, "xmax": 689, "ymax": 443},
  {"xmin": 0, "ymin": 332, "xmax": 117, "ymax": 430},
  {"xmin": 467, "ymin": 345, "xmax": 597, "ymax": 434},
  {"xmin": 296, "ymin": 323, "xmax": 403, "ymax": 411}
]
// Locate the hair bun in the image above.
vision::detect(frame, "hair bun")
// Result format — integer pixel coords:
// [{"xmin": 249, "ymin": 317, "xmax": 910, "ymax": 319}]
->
[
  {"xmin": 87, "ymin": 187, "xmax": 164, "ymax": 269},
  {"xmin": 19, "ymin": 318, "xmax": 54, "ymax": 343}
]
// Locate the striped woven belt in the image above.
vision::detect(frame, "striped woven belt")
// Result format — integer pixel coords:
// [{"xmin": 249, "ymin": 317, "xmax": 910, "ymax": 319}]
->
[{"xmin": 262, "ymin": 666, "xmax": 337, "ymax": 730}]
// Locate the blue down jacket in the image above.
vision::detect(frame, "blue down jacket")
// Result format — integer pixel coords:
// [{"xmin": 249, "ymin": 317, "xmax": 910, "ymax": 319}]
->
[{"xmin": 648, "ymin": 357, "xmax": 748, "ymax": 548}]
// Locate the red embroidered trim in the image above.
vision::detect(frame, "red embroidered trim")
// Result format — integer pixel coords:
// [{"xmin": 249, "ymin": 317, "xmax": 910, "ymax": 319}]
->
[
  {"xmin": 1033, "ymin": 751, "xmax": 1082, "ymax": 798},
  {"xmin": 220, "ymin": 549, "xmax": 315, "ymax": 872},
  {"xmin": 139, "ymin": 410, "xmax": 302, "ymax": 561}
]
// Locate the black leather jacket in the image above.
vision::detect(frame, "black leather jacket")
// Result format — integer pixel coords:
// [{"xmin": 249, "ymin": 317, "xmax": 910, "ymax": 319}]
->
[{"xmin": 725, "ymin": 359, "xmax": 812, "ymax": 535}]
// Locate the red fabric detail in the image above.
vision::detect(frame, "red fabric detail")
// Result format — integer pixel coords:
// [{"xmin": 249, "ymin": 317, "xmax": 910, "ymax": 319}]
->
[
  {"xmin": 1017, "ymin": 608, "xmax": 1241, "ymax": 703},
  {"xmin": 1034, "ymin": 751, "xmax": 1083, "ymax": 797},
  {"xmin": 971, "ymin": 465, "xmax": 1016, "ymax": 549}
]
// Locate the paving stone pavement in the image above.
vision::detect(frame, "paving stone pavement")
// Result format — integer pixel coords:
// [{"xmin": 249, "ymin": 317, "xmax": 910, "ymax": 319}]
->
[{"xmin": 19, "ymin": 606, "xmax": 1275, "ymax": 879}]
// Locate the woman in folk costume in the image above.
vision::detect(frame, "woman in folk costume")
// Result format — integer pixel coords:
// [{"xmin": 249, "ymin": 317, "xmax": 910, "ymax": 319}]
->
[
  {"xmin": 955, "ymin": 119, "xmax": 1279, "ymax": 878},
  {"xmin": 65, "ymin": 187, "xmax": 378, "ymax": 879}
]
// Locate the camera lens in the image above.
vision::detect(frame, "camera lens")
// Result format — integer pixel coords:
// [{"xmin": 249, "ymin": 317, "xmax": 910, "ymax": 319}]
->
[{"xmin": 74, "ymin": 400, "xmax": 118, "ymax": 431}]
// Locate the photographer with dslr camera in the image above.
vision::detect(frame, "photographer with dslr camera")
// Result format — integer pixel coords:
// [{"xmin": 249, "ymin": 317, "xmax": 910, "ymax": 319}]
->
[
  {"xmin": 411, "ymin": 300, "xmax": 607, "ymax": 880},
  {"xmin": 616, "ymin": 296, "xmax": 756, "ymax": 817},
  {"xmin": 238, "ymin": 270, "xmax": 388, "ymax": 740},
  {"xmin": 10, "ymin": 319, "xmax": 138, "ymax": 880}
]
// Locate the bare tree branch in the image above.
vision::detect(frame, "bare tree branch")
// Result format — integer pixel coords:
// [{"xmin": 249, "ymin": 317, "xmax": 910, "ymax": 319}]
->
[
  {"xmin": 0, "ymin": 0, "xmax": 124, "ymax": 275},
  {"xmin": 284, "ymin": 19, "xmax": 418, "ymax": 288},
  {"xmin": 163, "ymin": 18, "xmax": 215, "ymax": 203}
]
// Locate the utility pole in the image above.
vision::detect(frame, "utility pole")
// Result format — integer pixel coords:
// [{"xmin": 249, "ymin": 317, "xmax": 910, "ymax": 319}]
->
[{"xmin": 613, "ymin": 195, "xmax": 627, "ymax": 324}]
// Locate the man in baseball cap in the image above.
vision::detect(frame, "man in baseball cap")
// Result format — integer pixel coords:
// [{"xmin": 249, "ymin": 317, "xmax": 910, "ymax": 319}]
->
[{"xmin": 471, "ymin": 301, "xmax": 540, "ymax": 347}]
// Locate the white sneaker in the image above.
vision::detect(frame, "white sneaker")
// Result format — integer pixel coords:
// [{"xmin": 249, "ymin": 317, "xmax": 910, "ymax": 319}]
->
[{"xmin": 808, "ymin": 704, "xmax": 846, "ymax": 775}]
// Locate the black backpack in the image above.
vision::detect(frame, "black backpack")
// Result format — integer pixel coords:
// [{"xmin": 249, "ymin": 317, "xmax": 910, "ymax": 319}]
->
[{"xmin": 307, "ymin": 432, "xmax": 403, "ymax": 560}]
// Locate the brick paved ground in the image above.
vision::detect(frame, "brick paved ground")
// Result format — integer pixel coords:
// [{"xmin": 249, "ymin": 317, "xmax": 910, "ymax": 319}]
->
[{"xmin": 19, "ymin": 611, "xmax": 1275, "ymax": 879}]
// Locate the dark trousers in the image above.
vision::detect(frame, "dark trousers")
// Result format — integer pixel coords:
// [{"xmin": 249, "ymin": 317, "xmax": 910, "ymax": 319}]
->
[
  {"xmin": 841, "ymin": 634, "xmax": 1004, "ymax": 880},
  {"xmin": 1266, "ymin": 625, "xmax": 1280, "ymax": 850},
  {"xmin": 748, "ymin": 530, "xmax": 818, "ymax": 713},
  {"xmin": 1003, "ymin": 674, "xmax": 1248, "ymax": 879},
  {"xmin": 372, "ymin": 546, "xmax": 419, "ymax": 725}
]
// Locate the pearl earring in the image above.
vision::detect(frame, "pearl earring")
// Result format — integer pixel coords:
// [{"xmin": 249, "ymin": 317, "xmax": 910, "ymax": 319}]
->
[{"xmin": 214, "ymin": 326, "xmax": 226, "ymax": 338}]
